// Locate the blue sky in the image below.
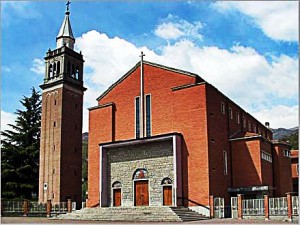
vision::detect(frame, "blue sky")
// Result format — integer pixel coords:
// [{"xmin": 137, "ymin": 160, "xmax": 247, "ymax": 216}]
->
[{"xmin": 1, "ymin": 1, "xmax": 299, "ymax": 132}]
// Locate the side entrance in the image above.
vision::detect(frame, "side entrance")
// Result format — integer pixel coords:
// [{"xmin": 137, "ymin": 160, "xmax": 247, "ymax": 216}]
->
[{"xmin": 113, "ymin": 189, "xmax": 121, "ymax": 207}]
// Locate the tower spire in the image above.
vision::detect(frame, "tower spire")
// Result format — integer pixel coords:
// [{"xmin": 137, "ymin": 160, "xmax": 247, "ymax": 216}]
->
[{"xmin": 56, "ymin": 0, "xmax": 75, "ymax": 49}]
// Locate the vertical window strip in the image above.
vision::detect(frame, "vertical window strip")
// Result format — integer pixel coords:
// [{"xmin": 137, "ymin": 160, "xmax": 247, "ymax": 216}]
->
[
  {"xmin": 223, "ymin": 150, "xmax": 228, "ymax": 175},
  {"xmin": 135, "ymin": 97, "xmax": 140, "ymax": 138},
  {"xmin": 146, "ymin": 95, "xmax": 151, "ymax": 137}
]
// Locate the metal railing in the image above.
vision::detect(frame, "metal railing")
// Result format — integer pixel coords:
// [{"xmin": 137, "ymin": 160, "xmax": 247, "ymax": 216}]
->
[
  {"xmin": 29, "ymin": 202, "xmax": 47, "ymax": 213},
  {"xmin": 269, "ymin": 197, "xmax": 287, "ymax": 215},
  {"xmin": 242, "ymin": 199, "xmax": 264, "ymax": 215},
  {"xmin": 51, "ymin": 202, "xmax": 68, "ymax": 213},
  {"xmin": 2, "ymin": 201, "xmax": 23, "ymax": 212},
  {"xmin": 292, "ymin": 196, "xmax": 299, "ymax": 215}
]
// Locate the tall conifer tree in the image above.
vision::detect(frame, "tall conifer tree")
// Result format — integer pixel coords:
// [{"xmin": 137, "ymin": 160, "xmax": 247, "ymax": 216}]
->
[{"xmin": 1, "ymin": 87, "xmax": 41, "ymax": 199}]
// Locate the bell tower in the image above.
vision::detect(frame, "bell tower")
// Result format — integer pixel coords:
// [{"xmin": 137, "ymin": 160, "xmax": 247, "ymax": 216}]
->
[{"xmin": 38, "ymin": 2, "xmax": 86, "ymax": 207}]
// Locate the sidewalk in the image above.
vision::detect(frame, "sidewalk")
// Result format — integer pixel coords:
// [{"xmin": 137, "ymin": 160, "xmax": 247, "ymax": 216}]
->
[{"xmin": 1, "ymin": 217, "xmax": 297, "ymax": 224}]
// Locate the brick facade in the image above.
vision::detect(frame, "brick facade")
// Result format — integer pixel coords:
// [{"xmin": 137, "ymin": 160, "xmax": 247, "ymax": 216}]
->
[{"xmin": 87, "ymin": 61, "xmax": 293, "ymax": 208}]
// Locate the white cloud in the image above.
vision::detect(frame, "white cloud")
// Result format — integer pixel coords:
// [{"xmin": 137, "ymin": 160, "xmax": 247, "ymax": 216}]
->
[
  {"xmin": 154, "ymin": 14, "xmax": 203, "ymax": 40},
  {"xmin": 75, "ymin": 30, "xmax": 298, "ymax": 131},
  {"xmin": 252, "ymin": 105, "xmax": 298, "ymax": 129},
  {"xmin": 213, "ymin": 1, "xmax": 298, "ymax": 41},
  {"xmin": 1, "ymin": 111, "xmax": 17, "ymax": 133},
  {"xmin": 30, "ymin": 58, "xmax": 44, "ymax": 75}
]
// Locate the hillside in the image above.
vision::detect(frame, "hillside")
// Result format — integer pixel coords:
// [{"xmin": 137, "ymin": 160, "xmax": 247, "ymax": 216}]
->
[{"xmin": 271, "ymin": 127, "xmax": 298, "ymax": 140}]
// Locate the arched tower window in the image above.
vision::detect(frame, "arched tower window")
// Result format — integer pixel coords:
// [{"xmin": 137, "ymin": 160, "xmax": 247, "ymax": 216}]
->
[
  {"xmin": 48, "ymin": 64, "xmax": 53, "ymax": 78},
  {"xmin": 71, "ymin": 64, "xmax": 75, "ymax": 78},
  {"xmin": 56, "ymin": 61, "xmax": 60, "ymax": 76},
  {"xmin": 75, "ymin": 66, "xmax": 79, "ymax": 80},
  {"xmin": 67, "ymin": 62, "xmax": 71, "ymax": 75},
  {"xmin": 53, "ymin": 63, "xmax": 57, "ymax": 76},
  {"xmin": 133, "ymin": 168, "xmax": 149, "ymax": 180}
]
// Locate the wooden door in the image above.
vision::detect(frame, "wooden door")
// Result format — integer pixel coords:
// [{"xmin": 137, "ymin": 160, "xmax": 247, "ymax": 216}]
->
[
  {"xmin": 113, "ymin": 189, "xmax": 121, "ymax": 207},
  {"xmin": 163, "ymin": 186, "xmax": 172, "ymax": 206},
  {"xmin": 135, "ymin": 180, "xmax": 149, "ymax": 206}
]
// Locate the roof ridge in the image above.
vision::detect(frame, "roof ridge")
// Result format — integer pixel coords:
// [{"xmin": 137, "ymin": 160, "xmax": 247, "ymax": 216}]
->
[{"xmin": 96, "ymin": 60, "xmax": 204, "ymax": 101}]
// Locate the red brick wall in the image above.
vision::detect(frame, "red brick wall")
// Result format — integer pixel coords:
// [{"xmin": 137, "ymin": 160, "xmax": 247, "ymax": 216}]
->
[
  {"xmin": 273, "ymin": 144, "xmax": 293, "ymax": 196},
  {"xmin": 39, "ymin": 86, "xmax": 83, "ymax": 205},
  {"xmin": 172, "ymin": 84, "xmax": 209, "ymax": 206},
  {"xmin": 88, "ymin": 104, "xmax": 114, "ymax": 207},
  {"xmin": 39, "ymin": 89, "xmax": 63, "ymax": 203},
  {"xmin": 205, "ymin": 85, "xmax": 231, "ymax": 204},
  {"xmin": 260, "ymin": 140, "xmax": 273, "ymax": 190},
  {"xmin": 60, "ymin": 87, "xmax": 83, "ymax": 204},
  {"xmin": 231, "ymin": 139, "xmax": 262, "ymax": 187}
]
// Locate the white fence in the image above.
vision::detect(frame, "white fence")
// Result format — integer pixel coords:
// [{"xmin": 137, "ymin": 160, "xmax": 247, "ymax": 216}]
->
[
  {"xmin": 242, "ymin": 199, "xmax": 264, "ymax": 215},
  {"xmin": 269, "ymin": 197, "xmax": 287, "ymax": 215},
  {"xmin": 292, "ymin": 196, "xmax": 299, "ymax": 215}
]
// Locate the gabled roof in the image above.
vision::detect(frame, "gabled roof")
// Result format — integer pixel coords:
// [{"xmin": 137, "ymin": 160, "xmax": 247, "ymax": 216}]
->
[
  {"xmin": 57, "ymin": 12, "xmax": 74, "ymax": 39},
  {"xmin": 96, "ymin": 60, "xmax": 203, "ymax": 101}
]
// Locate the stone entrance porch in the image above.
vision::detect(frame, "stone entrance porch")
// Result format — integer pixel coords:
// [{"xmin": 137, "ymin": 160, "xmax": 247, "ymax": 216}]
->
[{"xmin": 99, "ymin": 133, "xmax": 183, "ymax": 207}]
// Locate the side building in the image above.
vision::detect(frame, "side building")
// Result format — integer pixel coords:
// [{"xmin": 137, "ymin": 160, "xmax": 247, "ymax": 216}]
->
[{"xmin": 87, "ymin": 59, "xmax": 292, "ymax": 210}]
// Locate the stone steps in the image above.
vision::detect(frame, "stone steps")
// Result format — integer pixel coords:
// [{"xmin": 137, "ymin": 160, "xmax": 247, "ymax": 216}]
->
[
  {"xmin": 171, "ymin": 207, "xmax": 209, "ymax": 221},
  {"xmin": 56, "ymin": 206, "xmax": 209, "ymax": 222}
]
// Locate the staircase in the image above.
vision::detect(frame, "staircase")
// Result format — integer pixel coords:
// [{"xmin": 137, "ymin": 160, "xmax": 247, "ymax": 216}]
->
[
  {"xmin": 55, "ymin": 206, "xmax": 209, "ymax": 222},
  {"xmin": 171, "ymin": 207, "xmax": 209, "ymax": 221}
]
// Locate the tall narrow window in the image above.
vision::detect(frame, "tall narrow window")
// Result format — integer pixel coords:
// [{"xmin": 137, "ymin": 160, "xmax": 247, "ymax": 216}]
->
[
  {"xmin": 72, "ymin": 64, "xmax": 75, "ymax": 78},
  {"xmin": 57, "ymin": 61, "xmax": 60, "ymax": 76},
  {"xmin": 236, "ymin": 112, "xmax": 240, "ymax": 124},
  {"xmin": 67, "ymin": 62, "xmax": 71, "ymax": 75},
  {"xmin": 145, "ymin": 95, "xmax": 151, "ymax": 137},
  {"xmin": 53, "ymin": 63, "xmax": 57, "ymax": 76},
  {"xmin": 221, "ymin": 102, "xmax": 225, "ymax": 114},
  {"xmin": 135, "ymin": 97, "xmax": 140, "ymax": 138},
  {"xmin": 223, "ymin": 150, "xmax": 228, "ymax": 175},
  {"xmin": 229, "ymin": 108, "xmax": 233, "ymax": 120},
  {"xmin": 49, "ymin": 64, "xmax": 53, "ymax": 78},
  {"xmin": 75, "ymin": 66, "xmax": 79, "ymax": 79}
]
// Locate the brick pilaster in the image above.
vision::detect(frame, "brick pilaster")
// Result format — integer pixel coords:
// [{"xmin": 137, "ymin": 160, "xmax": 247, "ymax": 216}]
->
[
  {"xmin": 287, "ymin": 192, "xmax": 293, "ymax": 221},
  {"xmin": 237, "ymin": 194, "xmax": 244, "ymax": 220},
  {"xmin": 46, "ymin": 199, "xmax": 52, "ymax": 217},
  {"xmin": 23, "ymin": 200, "xmax": 29, "ymax": 217},
  {"xmin": 264, "ymin": 195, "xmax": 269, "ymax": 220},
  {"xmin": 67, "ymin": 199, "xmax": 72, "ymax": 213},
  {"xmin": 209, "ymin": 195, "xmax": 214, "ymax": 218}
]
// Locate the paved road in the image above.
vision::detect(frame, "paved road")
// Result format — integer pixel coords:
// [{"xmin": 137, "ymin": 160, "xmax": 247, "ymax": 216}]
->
[{"xmin": 1, "ymin": 217, "xmax": 297, "ymax": 224}]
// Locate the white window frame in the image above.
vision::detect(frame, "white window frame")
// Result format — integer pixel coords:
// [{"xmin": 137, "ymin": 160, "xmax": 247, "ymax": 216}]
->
[
  {"xmin": 283, "ymin": 149, "xmax": 290, "ymax": 157},
  {"xmin": 261, "ymin": 150, "xmax": 272, "ymax": 163}
]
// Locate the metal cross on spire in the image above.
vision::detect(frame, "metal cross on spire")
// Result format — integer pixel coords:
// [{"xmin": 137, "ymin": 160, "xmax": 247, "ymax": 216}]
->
[{"xmin": 66, "ymin": 0, "xmax": 71, "ymax": 12}]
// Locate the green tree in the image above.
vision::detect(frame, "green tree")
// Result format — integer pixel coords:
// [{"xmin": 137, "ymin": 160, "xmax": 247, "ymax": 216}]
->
[
  {"xmin": 1, "ymin": 87, "xmax": 41, "ymax": 200},
  {"xmin": 280, "ymin": 131, "xmax": 299, "ymax": 150}
]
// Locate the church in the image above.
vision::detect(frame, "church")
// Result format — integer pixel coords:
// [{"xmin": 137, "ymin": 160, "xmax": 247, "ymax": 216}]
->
[{"xmin": 38, "ymin": 2, "xmax": 293, "ymax": 214}]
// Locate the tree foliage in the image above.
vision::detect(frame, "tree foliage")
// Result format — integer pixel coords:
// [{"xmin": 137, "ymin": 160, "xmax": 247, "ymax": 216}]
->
[
  {"xmin": 279, "ymin": 131, "xmax": 299, "ymax": 150},
  {"xmin": 1, "ymin": 87, "xmax": 41, "ymax": 200}
]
